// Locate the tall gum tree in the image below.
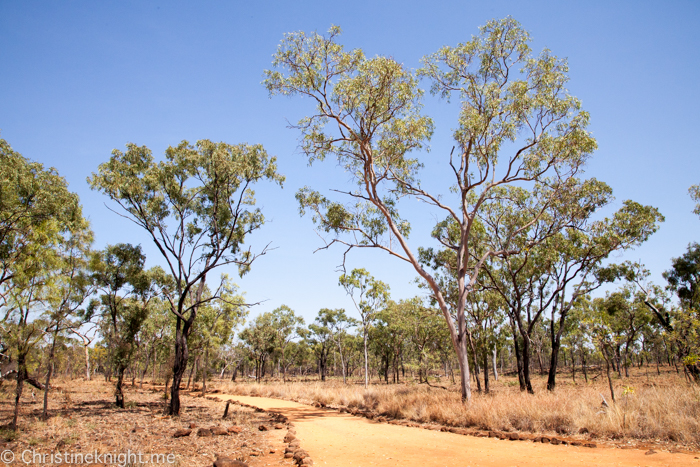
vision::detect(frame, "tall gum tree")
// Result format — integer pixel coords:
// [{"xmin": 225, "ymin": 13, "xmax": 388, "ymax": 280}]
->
[
  {"xmin": 265, "ymin": 18, "xmax": 597, "ymax": 401},
  {"xmin": 0, "ymin": 137, "xmax": 86, "ymax": 429},
  {"xmin": 89, "ymin": 139, "xmax": 283, "ymax": 414}
]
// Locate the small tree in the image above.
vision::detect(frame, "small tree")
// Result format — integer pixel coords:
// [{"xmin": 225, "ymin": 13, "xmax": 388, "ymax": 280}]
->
[
  {"xmin": 88, "ymin": 244, "xmax": 165, "ymax": 408},
  {"xmin": 0, "ymin": 137, "xmax": 85, "ymax": 429},
  {"xmin": 239, "ymin": 313, "xmax": 277, "ymax": 381},
  {"xmin": 89, "ymin": 139, "xmax": 283, "ymax": 415},
  {"xmin": 339, "ymin": 269, "xmax": 389, "ymax": 388},
  {"xmin": 42, "ymin": 222, "xmax": 93, "ymax": 418},
  {"xmin": 316, "ymin": 308, "xmax": 356, "ymax": 383},
  {"xmin": 308, "ymin": 313, "xmax": 334, "ymax": 381}
]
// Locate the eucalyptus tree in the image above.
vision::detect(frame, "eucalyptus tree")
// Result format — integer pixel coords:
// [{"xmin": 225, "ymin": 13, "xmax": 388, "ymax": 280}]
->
[
  {"xmin": 463, "ymin": 180, "xmax": 661, "ymax": 392},
  {"xmin": 266, "ymin": 305, "xmax": 305, "ymax": 381},
  {"xmin": 239, "ymin": 313, "xmax": 277, "ymax": 381},
  {"xmin": 315, "ymin": 307, "xmax": 355, "ymax": 383},
  {"xmin": 88, "ymin": 244, "xmax": 165, "ymax": 408},
  {"xmin": 339, "ymin": 269, "xmax": 389, "ymax": 388},
  {"xmin": 373, "ymin": 300, "xmax": 410, "ymax": 383},
  {"xmin": 89, "ymin": 139, "xmax": 283, "ymax": 415},
  {"xmin": 4, "ymin": 260, "xmax": 51, "ymax": 429},
  {"xmin": 622, "ymin": 257, "xmax": 700, "ymax": 381},
  {"xmin": 308, "ymin": 312, "xmax": 334, "ymax": 381},
  {"xmin": 0, "ymin": 138, "xmax": 83, "ymax": 295},
  {"xmin": 192, "ymin": 277, "xmax": 247, "ymax": 394},
  {"xmin": 42, "ymin": 221, "xmax": 94, "ymax": 418},
  {"xmin": 133, "ymin": 299, "xmax": 171, "ymax": 386},
  {"xmin": 266, "ymin": 18, "xmax": 599, "ymax": 401},
  {"xmin": 395, "ymin": 298, "xmax": 445, "ymax": 384},
  {"xmin": 0, "ymin": 138, "xmax": 86, "ymax": 429}
]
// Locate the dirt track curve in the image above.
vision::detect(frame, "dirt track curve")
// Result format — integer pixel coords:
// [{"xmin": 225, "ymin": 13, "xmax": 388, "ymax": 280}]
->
[{"xmin": 217, "ymin": 394, "xmax": 698, "ymax": 467}]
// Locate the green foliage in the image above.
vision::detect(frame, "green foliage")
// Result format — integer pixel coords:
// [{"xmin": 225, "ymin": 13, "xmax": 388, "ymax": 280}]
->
[
  {"xmin": 0, "ymin": 137, "xmax": 84, "ymax": 290},
  {"xmin": 663, "ymin": 243, "xmax": 700, "ymax": 311}
]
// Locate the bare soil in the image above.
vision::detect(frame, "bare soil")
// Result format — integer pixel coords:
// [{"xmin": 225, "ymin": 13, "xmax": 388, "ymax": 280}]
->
[
  {"xmin": 216, "ymin": 393, "xmax": 700, "ymax": 467},
  {"xmin": 0, "ymin": 379, "xmax": 291, "ymax": 466}
]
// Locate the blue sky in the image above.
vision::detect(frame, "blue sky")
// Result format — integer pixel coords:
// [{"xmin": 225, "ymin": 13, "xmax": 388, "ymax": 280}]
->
[{"xmin": 1, "ymin": 1, "xmax": 699, "ymax": 326}]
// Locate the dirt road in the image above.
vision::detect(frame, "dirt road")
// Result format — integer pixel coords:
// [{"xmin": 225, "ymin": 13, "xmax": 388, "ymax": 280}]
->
[{"xmin": 218, "ymin": 394, "xmax": 698, "ymax": 467}]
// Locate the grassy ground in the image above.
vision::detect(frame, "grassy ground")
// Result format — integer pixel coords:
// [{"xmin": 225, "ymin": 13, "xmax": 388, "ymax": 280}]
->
[
  {"xmin": 215, "ymin": 364, "xmax": 700, "ymax": 451},
  {"xmin": 0, "ymin": 379, "xmax": 286, "ymax": 466}
]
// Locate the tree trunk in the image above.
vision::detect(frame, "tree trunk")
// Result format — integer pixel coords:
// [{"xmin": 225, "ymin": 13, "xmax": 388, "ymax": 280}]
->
[
  {"xmin": 492, "ymin": 347, "xmax": 498, "ymax": 381},
  {"xmin": 513, "ymin": 334, "xmax": 526, "ymax": 392},
  {"xmin": 363, "ymin": 327, "xmax": 369, "ymax": 388},
  {"xmin": 466, "ymin": 332, "xmax": 481, "ymax": 393},
  {"xmin": 603, "ymin": 348, "xmax": 615, "ymax": 404},
  {"xmin": 84, "ymin": 341, "xmax": 91, "ymax": 381},
  {"xmin": 115, "ymin": 365, "xmax": 126, "ymax": 408},
  {"xmin": 521, "ymin": 334, "xmax": 534, "ymax": 394},
  {"xmin": 186, "ymin": 356, "xmax": 196, "ymax": 389},
  {"xmin": 42, "ymin": 326, "xmax": 59, "ymax": 419},
  {"xmin": 202, "ymin": 349, "xmax": 209, "ymax": 396},
  {"xmin": 482, "ymin": 349, "xmax": 489, "ymax": 394},
  {"xmin": 547, "ymin": 331, "xmax": 561, "ymax": 391},
  {"xmin": 169, "ymin": 318, "xmax": 190, "ymax": 416},
  {"xmin": 11, "ymin": 353, "xmax": 28, "ymax": 430},
  {"xmin": 319, "ymin": 352, "xmax": 327, "ymax": 382}
]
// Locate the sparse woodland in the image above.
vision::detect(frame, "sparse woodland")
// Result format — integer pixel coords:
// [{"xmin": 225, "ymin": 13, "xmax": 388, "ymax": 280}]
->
[{"xmin": 1, "ymin": 17, "xmax": 700, "ymax": 453}]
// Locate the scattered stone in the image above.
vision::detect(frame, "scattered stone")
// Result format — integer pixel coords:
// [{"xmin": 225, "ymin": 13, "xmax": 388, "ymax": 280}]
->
[
  {"xmin": 274, "ymin": 423, "xmax": 284, "ymax": 429},
  {"xmin": 507, "ymin": 433, "xmax": 520, "ymax": 441},
  {"xmin": 645, "ymin": 450, "xmax": 657, "ymax": 455},
  {"xmin": 213, "ymin": 456, "xmax": 248, "ymax": 467},
  {"xmin": 269, "ymin": 449, "xmax": 276, "ymax": 454},
  {"xmin": 540, "ymin": 437, "xmax": 551, "ymax": 443},
  {"xmin": 550, "ymin": 438, "xmax": 561, "ymax": 445},
  {"xmin": 284, "ymin": 433, "xmax": 296, "ymax": 443},
  {"xmin": 284, "ymin": 452, "xmax": 294, "ymax": 458},
  {"xmin": 300, "ymin": 458, "xmax": 313, "ymax": 466},
  {"xmin": 293, "ymin": 450, "xmax": 309, "ymax": 462},
  {"xmin": 584, "ymin": 442, "xmax": 597, "ymax": 448},
  {"xmin": 173, "ymin": 429, "xmax": 192, "ymax": 438},
  {"xmin": 189, "ymin": 422, "xmax": 198, "ymax": 429},
  {"xmin": 211, "ymin": 426, "xmax": 229, "ymax": 436},
  {"xmin": 570, "ymin": 441, "xmax": 582, "ymax": 446},
  {"xmin": 228, "ymin": 426, "xmax": 243, "ymax": 434},
  {"xmin": 258, "ymin": 424, "xmax": 268, "ymax": 431},
  {"xmin": 197, "ymin": 428, "xmax": 213, "ymax": 437},
  {"xmin": 249, "ymin": 451, "xmax": 260, "ymax": 457}
]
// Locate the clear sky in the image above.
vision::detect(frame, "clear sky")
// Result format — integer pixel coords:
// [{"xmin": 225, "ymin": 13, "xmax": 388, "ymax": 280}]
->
[{"xmin": 1, "ymin": 0, "xmax": 699, "ymax": 326}]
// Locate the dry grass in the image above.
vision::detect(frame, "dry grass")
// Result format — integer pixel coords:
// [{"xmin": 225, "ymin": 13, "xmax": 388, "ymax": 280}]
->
[
  {"xmin": 0, "ymin": 379, "xmax": 288, "ymax": 466},
  {"xmin": 215, "ymin": 366, "xmax": 700, "ymax": 450}
]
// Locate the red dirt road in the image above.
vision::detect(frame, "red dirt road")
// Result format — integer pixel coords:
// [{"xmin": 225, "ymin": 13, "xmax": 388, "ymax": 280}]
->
[{"xmin": 218, "ymin": 394, "xmax": 698, "ymax": 467}]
